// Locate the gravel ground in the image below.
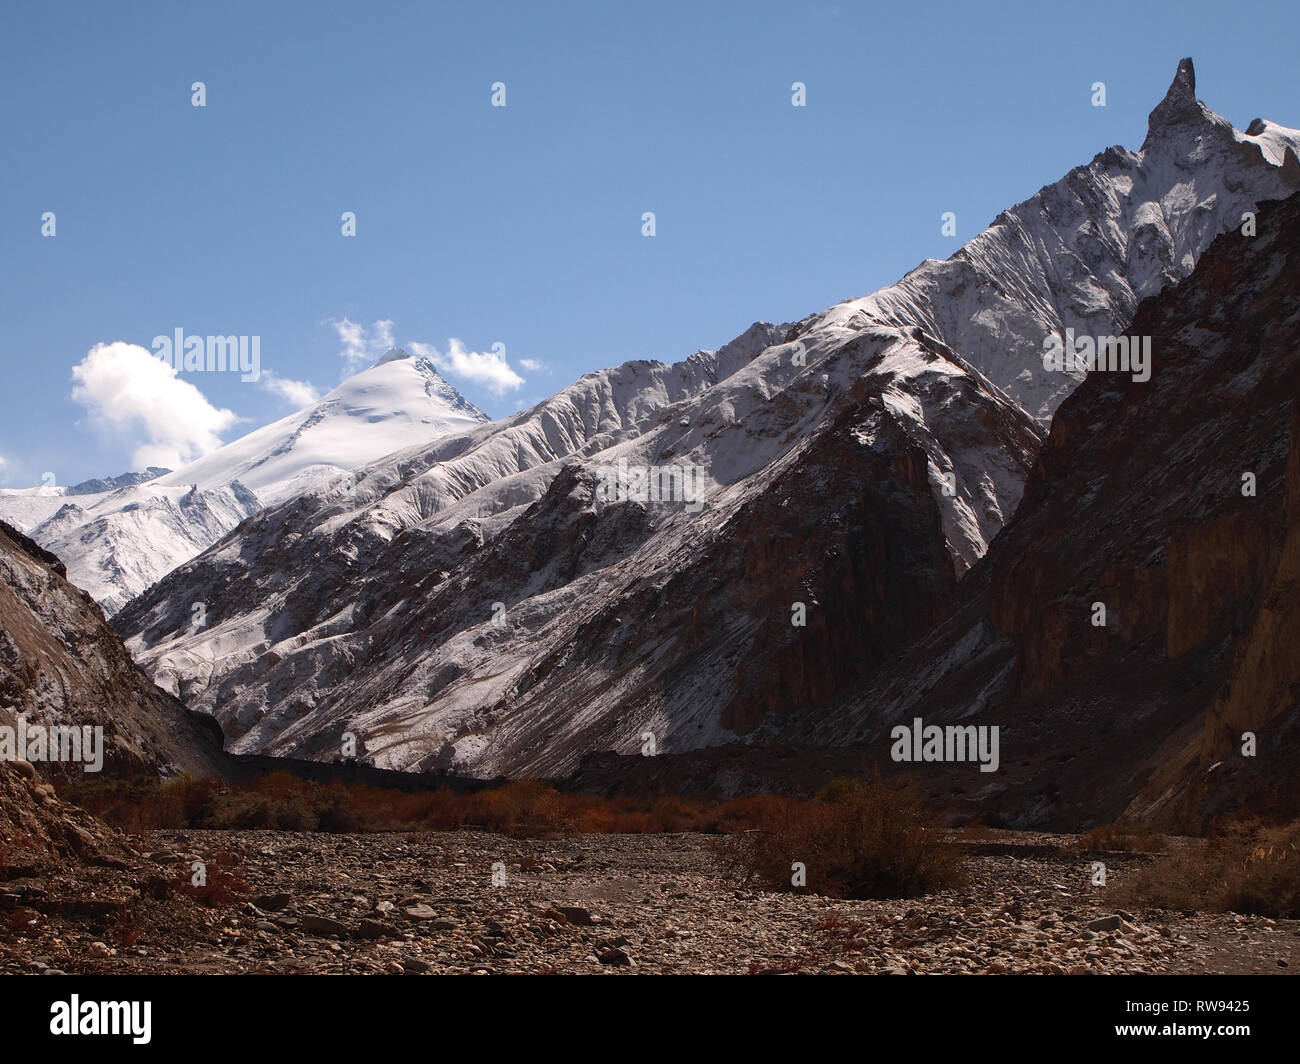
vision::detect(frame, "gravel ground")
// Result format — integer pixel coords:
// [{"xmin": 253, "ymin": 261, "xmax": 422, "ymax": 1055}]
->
[{"xmin": 3, "ymin": 829, "xmax": 1298, "ymax": 975}]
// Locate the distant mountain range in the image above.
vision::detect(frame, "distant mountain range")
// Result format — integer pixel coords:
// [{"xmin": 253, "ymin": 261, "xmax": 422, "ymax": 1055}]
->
[{"xmin": 103, "ymin": 58, "xmax": 1300, "ymax": 835}]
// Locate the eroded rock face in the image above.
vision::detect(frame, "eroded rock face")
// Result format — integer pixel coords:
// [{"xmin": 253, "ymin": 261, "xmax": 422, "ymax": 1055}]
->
[
  {"xmin": 0, "ymin": 760, "xmax": 112, "ymax": 864},
  {"xmin": 0, "ymin": 520, "xmax": 227, "ymax": 780},
  {"xmin": 1192, "ymin": 404, "xmax": 1300, "ymax": 807},
  {"xmin": 813, "ymin": 188, "xmax": 1300, "ymax": 832}
]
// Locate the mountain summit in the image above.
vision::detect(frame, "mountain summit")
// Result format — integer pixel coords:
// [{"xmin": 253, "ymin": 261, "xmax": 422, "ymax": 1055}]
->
[
  {"xmin": 0, "ymin": 357, "xmax": 488, "ymax": 613},
  {"xmin": 1144, "ymin": 56, "xmax": 1200, "ymax": 142},
  {"xmin": 836, "ymin": 57, "xmax": 1300, "ymax": 422},
  {"xmin": 150, "ymin": 353, "xmax": 489, "ymax": 504}
]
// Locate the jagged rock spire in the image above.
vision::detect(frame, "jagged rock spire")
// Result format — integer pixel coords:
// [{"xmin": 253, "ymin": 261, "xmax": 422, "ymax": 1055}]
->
[{"xmin": 1143, "ymin": 58, "xmax": 1209, "ymax": 149}]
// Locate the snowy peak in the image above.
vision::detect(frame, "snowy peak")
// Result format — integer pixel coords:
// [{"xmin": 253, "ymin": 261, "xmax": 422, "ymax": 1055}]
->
[
  {"xmin": 0, "ymin": 353, "xmax": 490, "ymax": 614},
  {"xmin": 373, "ymin": 348, "xmax": 484, "ymax": 417},
  {"xmin": 154, "ymin": 354, "xmax": 489, "ymax": 506},
  {"xmin": 66, "ymin": 467, "xmax": 171, "ymax": 497},
  {"xmin": 834, "ymin": 58, "xmax": 1300, "ymax": 422}
]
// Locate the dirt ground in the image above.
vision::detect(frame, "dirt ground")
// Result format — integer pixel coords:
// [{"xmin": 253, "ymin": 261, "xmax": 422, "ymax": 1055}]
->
[{"xmin": 3, "ymin": 828, "xmax": 1298, "ymax": 975}]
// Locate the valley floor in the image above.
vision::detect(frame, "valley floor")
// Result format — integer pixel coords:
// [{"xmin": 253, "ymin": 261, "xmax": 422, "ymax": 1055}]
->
[{"xmin": 2, "ymin": 830, "xmax": 1297, "ymax": 975}]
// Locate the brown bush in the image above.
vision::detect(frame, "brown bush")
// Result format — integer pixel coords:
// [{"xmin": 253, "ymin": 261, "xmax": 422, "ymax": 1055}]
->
[
  {"xmin": 1076, "ymin": 821, "xmax": 1166, "ymax": 853},
  {"xmin": 53, "ymin": 768, "xmax": 964, "ymax": 852},
  {"xmin": 717, "ymin": 776, "xmax": 965, "ymax": 899},
  {"xmin": 1116, "ymin": 818, "xmax": 1300, "ymax": 917},
  {"xmin": 705, "ymin": 795, "xmax": 792, "ymax": 834},
  {"xmin": 107, "ymin": 910, "xmax": 142, "ymax": 948},
  {"xmin": 470, "ymin": 779, "xmax": 572, "ymax": 836},
  {"xmin": 173, "ymin": 850, "xmax": 249, "ymax": 909}
]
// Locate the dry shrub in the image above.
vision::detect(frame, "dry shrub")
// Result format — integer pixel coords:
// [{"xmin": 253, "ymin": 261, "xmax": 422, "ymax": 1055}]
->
[
  {"xmin": 58, "ymin": 774, "xmax": 188, "ymax": 832},
  {"xmin": 1076, "ymin": 821, "xmax": 1166, "ymax": 853},
  {"xmin": 1118, "ymin": 818, "xmax": 1300, "ymax": 917},
  {"xmin": 208, "ymin": 790, "xmax": 317, "ymax": 831},
  {"xmin": 717, "ymin": 776, "xmax": 965, "ymax": 899},
  {"xmin": 574, "ymin": 802, "xmax": 618, "ymax": 835},
  {"xmin": 57, "ymin": 769, "xmax": 960, "ymax": 847},
  {"xmin": 814, "ymin": 911, "xmax": 874, "ymax": 951},
  {"xmin": 107, "ymin": 910, "xmax": 142, "ymax": 947},
  {"xmin": 705, "ymin": 795, "xmax": 791, "ymax": 834},
  {"xmin": 173, "ymin": 850, "xmax": 250, "ymax": 909},
  {"xmin": 471, "ymin": 779, "xmax": 572, "ymax": 836}
]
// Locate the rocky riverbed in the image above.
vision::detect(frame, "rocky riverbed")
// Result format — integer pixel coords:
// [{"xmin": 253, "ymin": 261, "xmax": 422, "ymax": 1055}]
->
[{"xmin": 3, "ymin": 827, "xmax": 1298, "ymax": 975}]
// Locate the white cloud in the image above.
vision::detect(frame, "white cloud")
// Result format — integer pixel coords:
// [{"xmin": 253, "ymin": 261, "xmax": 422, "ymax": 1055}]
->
[
  {"xmin": 330, "ymin": 317, "xmax": 395, "ymax": 374},
  {"xmin": 259, "ymin": 370, "xmax": 321, "ymax": 408},
  {"xmin": 70, "ymin": 342, "xmax": 239, "ymax": 470},
  {"xmin": 328, "ymin": 317, "xmax": 525, "ymax": 395},
  {"xmin": 518, "ymin": 358, "xmax": 545, "ymax": 372},
  {"xmin": 409, "ymin": 338, "xmax": 524, "ymax": 395}
]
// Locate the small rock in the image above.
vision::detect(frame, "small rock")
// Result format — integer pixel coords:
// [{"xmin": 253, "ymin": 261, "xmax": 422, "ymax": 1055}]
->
[
  {"xmin": 10, "ymin": 759, "xmax": 37, "ymax": 780},
  {"xmin": 254, "ymin": 893, "xmax": 292, "ymax": 912},
  {"xmin": 597, "ymin": 947, "xmax": 633, "ymax": 967},
  {"xmin": 300, "ymin": 914, "xmax": 350, "ymax": 937},
  {"xmin": 357, "ymin": 919, "xmax": 393, "ymax": 940}
]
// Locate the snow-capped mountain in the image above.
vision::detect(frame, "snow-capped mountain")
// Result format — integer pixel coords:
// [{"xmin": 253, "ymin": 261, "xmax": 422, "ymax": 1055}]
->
[
  {"xmin": 114, "ymin": 61, "xmax": 1300, "ymax": 777},
  {"xmin": 0, "ymin": 353, "xmax": 488, "ymax": 614},
  {"xmin": 803, "ymin": 184, "xmax": 1300, "ymax": 831},
  {"xmin": 819, "ymin": 59, "xmax": 1300, "ymax": 423},
  {"xmin": 147, "ymin": 350, "xmax": 489, "ymax": 505}
]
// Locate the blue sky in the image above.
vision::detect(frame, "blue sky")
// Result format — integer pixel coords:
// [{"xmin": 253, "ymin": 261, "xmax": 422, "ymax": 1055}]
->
[{"xmin": 2, "ymin": 0, "xmax": 1298, "ymax": 485}]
